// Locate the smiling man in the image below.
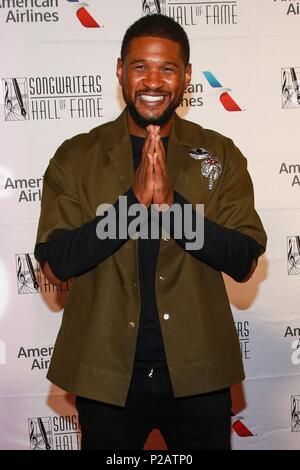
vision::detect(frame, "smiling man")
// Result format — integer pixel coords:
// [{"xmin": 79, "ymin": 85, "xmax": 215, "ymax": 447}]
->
[
  {"xmin": 118, "ymin": 35, "xmax": 191, "ymax": 133},
  {"xmin": 35, "ymin": 14, "xmax": 267, "ymax": 450}
]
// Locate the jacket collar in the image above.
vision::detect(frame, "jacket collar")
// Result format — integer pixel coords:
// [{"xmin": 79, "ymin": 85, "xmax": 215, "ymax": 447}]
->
[{"xmin": 104, "ymin": 108, "xmax": 197, "ymax": 192}]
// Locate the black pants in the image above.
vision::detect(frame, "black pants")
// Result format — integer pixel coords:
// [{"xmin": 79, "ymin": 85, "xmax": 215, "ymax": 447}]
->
[{"xmin": 76, "ymin": 367, "xmax": 232, "ymax": 450}]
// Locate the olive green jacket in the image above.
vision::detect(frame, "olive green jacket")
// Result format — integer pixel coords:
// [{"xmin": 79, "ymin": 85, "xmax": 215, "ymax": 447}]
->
[{"xmin": 35, "ymin": 109, "xmax": 267, "ymax": 406}]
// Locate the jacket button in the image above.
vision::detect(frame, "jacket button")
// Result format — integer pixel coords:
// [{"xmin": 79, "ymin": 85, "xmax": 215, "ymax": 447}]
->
[
  {"xmin": 128, "ymin": 322, "xmax": 135, "ymax": 328},
  {"xmin": 163, "ymin": 313, "xmax": 170, "ymax": 320},
  {"xmin": 158, "ymin": 275, "xmax": 165, "ymax": 281},
  {"xmin": 133, "ymin": 282, "xmax": 138, "ymax": 288}
]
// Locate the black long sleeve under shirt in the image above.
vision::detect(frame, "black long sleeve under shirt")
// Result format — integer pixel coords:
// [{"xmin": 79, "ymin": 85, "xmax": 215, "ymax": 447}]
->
[{"xmin": 35, "ymin": 135, "xmax": 263, "ymax": 368}]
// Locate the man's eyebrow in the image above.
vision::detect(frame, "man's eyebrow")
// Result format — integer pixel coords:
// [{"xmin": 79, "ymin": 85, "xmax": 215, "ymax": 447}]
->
[
  {"xmin": 162, "ymin": 61, "xmax": 179, "ymax": 68},
  {"xmin": 128, "ymin": 59, "xmax": 146, "ymax": 65},
  {"xmin": 128, "ymin": 59, "xmax": 179, "ymax": 67}
]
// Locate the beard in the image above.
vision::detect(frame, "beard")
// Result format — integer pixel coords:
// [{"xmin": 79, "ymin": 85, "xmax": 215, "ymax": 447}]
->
[
  {"xmin": 126, "ymin": 100, "xmax": 177, "ymax": 128},
  {"xmin": 123, "ymin": 89, "xmax": 183, "ymax": 129}
]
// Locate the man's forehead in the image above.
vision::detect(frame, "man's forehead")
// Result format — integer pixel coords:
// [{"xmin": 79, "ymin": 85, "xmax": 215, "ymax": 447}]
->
[
  {"xmin": 125, "ymin": 36, "xmax": 183, "ymax": 60},
  {"xmin": 123, "ymin": 37, "xmax": 186, "ymax": 68}
]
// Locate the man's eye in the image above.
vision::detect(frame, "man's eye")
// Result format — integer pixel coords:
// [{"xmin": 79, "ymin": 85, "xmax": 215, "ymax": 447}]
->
[
  {"xmin": 163, "ymin": 67, "xmax": 175, "ymax": 72},
  {"xmin": 135, "ymin": 65, "xmax": 146, "ymax": 70}
]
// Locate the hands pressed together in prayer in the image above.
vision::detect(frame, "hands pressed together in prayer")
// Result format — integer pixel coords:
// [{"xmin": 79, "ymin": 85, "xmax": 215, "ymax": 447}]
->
[{"xmin": 132, "ymin": 125, "xmax": 174, "ymax": 208}]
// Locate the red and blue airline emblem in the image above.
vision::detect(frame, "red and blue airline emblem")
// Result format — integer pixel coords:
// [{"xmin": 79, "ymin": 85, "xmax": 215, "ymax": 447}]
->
[
  {"xmin": 67, "ymin": 0, "xmax": 100, "ymax": 28},
  {"xmin": 203, "ymin": 71, "xmax": 242, "ymax": 111}
]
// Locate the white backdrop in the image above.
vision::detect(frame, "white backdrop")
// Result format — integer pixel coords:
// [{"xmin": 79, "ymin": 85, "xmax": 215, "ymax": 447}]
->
[{"xmin": 0, "ymin": 0, "xmax": 299, "ymax": 450}]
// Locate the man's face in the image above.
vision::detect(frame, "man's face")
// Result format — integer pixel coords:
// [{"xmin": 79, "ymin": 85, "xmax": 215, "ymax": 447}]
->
[{"xmin": 117, "ymin": 36, "xmax": 191, "ymax": 130}]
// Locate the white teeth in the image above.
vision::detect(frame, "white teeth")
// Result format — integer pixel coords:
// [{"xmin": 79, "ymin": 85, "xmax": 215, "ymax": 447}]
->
[{"xmin": 140, "ymin": 95, "xmax": 164, "ymax": 102}]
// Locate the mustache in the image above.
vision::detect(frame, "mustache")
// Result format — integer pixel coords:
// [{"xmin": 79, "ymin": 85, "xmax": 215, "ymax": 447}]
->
[{"xmin": 136, "ymin": 91, "xmax": 170, "ymax": 96}]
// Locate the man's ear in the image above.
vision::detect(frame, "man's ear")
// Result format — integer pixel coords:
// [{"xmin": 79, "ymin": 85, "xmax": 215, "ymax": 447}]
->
[
  {"xmin": 184, "ymin": 63, "xmax": 192, "ymax": 90},
  {"xmin": 116, "ymin": 58, "xmax": 123, "ymax": 85}
]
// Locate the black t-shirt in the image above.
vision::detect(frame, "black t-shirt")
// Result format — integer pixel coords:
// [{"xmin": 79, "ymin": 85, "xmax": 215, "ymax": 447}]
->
[{"xmin": 130, "ymin": 135, "xmax": 168, "ymax": 367}]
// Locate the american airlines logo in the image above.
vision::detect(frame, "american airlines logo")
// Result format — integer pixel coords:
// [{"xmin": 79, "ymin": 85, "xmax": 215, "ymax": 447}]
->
[
  {"xmin": 203, "ymin": 71, "xmax": 242, "ymax": 111},
  {"xmin": 232, "ymin": 414, "xmax": 254, "ymax": 437},
  {"xmin": 67, "ymin": 0, "xmax": 100, "ymax": 28}
]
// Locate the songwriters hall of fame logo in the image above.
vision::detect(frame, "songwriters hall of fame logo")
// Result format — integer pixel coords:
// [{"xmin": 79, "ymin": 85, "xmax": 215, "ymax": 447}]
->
[
  {"xmin": 282, "ymin": 68, "xmax": 300, "ymax": 109},
  {"xmin": 3, "ymin": 78, "xmax": 29, "ymax": 121},
  {"xmin": 16, "ymin": 253, "xmax": 71, "ymax": 294},
  {"xmin": 29, "ymin": 417, "xmax": 52, "ymax": 450},
  {"xmin": 16, "ymin": 253, "xmax": 40, "ymax": 294},
  {"xmin": 142, "ymin": 0, "xmax": 238, "ymax": 26},
  {"xmin": 291, "ymin": 396, "xmax": 300, "ymax": 432},
  {"xmin": 2, "ymin": 74, "xmax": 103, "ymax": 121},
  {"xmin": 28, "ymin": 415, "xmax": 81, "ymax": 450},
  {"xmin": 287, "ymin": 236, "xmax": 300, "ymax": 275},
  {"xmin": 142, "ymin": 0, "xmax": 166, "ymax": 15}
]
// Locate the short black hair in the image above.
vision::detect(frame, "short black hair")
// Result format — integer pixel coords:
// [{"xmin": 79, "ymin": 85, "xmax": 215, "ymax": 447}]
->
[{"xmin": 121, "ymin": 14, "xmax": 190, "ymax": 66}]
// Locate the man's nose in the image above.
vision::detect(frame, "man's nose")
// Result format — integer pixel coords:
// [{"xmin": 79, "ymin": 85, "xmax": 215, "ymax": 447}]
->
[{"xmin": 143, "ymin": 70, "xmax": 164, "ymax": 89}]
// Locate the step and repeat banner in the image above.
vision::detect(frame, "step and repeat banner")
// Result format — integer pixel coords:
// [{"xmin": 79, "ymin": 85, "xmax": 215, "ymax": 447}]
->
[{"xmin": 0, "ymin": 0, "xmax": 299, "ymax": 450}]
